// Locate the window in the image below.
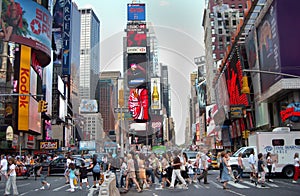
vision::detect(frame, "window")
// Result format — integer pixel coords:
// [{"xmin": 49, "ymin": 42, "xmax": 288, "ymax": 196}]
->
[
  {"xmin": 218, "ymin": 28, "xmax": 223, "ymax": 34},
  {"xmin": 226, "ymin": 36, "xmax": 231, "ymax": 42},
  {"xmin": 211, "ymin": 21, "xmax": 215, "ymax": 27},
  {"xmin": 242, "ymin": 148, "xmax": 254, "ymax": 158},
  {"xmin": 213, "ymin": 53, "xmax": 216, "ymax": 59},
  {"xmin": 212, "ymin": 37, "xmax": 216, "ymax": 43},
  {"xmin": 218, "ymin": 44, "xmax": 223, "ymax": 50},
  {"xmin": 218, "ymin": 36, "xmax": 223, "ymax": 42},
  {"xmin": 239, "ymin": 12, "xmax": 244, "ymax": 17},
  {"xmin": 210, "ymin": 13, "xmax": 215, "ymax": 18},
  {"xmin": 272, "ymin": 139, "xmax": 284, "ymax": 146},
  {"xmin": 218, "ymin": 21, "xmax": 222, "ymax": 26},
  {"xmin": 238, "ymin": 4, "xmax": 243, "ymax": 9},
  {"xmin": 212, "ymin": 45, "xmax": 216, "ymax": 51},
  {"xmin": 220, "ymin": 53, "xmax": 224, "ymax": 58},
  {"xmin": 295, "ymin": 139, "xmax": 300, "ymax": 145},
  {"xmin": 224, "ymin": 12, "xmax": 229, "ymax": 18},
  {"xmin": 211, "ymin": 29, "xmax": 215, "ymax": 34},
  {"xmin": 231, "ymin": 4, "xmax": 235, "ymax": 8},
  {"xmin": 217, "ymin": 13, "xmax": 222, "ymax": 18},
  {"xmin": 232, "ymin": 20, "xmax": 237, "ymax": 26}
]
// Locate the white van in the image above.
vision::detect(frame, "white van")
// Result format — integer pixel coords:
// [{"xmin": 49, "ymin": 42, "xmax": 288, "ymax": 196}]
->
[{"xmin": 228, "ymin": 127, "xmax": 300, "ymax": 178}]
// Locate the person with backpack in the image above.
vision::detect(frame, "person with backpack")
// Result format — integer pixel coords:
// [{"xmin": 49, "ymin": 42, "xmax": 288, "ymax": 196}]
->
[{"xmin": 90, "ymin": 155, "xmax": 101, "ymax": 188}]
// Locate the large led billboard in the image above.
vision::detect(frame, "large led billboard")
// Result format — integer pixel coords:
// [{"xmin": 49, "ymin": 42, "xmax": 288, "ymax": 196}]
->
[
  {"xmin": 127, "ymin": 54, "xmax": 147, "ymax": 88},
  {"xmin": 1, "ymin": 0, "xmax": 52, "ymax": 66},
  {"xmin": 127, "ymin": 4, "xmax": 146, "ymax": 21},
  {"xmin": 29, "ymin": 97, "xmax": 41, "ymax": 134},
  {"xmin": 128, "ymin": 88, "xmax": 149, "ymax": 121},
  {"xmin": 127, "ymin": 23, "xmax": 147, "ymax": 54},
  {"xmin": 257, "ymin": 0, "xmax": 281, "ymax": 93}
]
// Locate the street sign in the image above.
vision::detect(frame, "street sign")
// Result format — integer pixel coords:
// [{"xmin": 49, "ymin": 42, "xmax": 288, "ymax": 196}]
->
[{"xmin": 114, "ymin": 108, "xmax": 129, "ymax": 113}]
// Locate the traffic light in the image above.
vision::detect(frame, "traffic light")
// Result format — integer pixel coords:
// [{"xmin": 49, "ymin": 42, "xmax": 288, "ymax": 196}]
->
[
  {"xmin": 38, "ymin": 100, "xmax": 48, "ymax": 113},
  {"xmin": 241, "ymin": 76, "xmax": 250, "ymax": 94},
  {"xmin": 38, "ymin": 100, "xmax": 43, "ymax": 113},
  {"xmin": 242, "ymin": 130, "xmax": 246, "ymax": 139},
  {"xmin": 41, "ymin": 101, "xmax": 48, "ymax": 112}
]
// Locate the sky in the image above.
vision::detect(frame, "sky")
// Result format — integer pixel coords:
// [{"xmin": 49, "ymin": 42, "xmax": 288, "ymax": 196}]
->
[{"xmin": 74, "ymin": 0, "xmax": 206, "ymax": 145}]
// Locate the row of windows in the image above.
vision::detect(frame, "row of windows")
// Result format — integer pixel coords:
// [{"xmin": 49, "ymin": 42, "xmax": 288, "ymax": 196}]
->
[{"xmin": 272, "ymin": 139, "xmax": 300, "ymax": 146}]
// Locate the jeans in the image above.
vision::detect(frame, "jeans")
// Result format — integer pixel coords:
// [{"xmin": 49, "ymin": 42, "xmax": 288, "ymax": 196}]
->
[
  {"xmin": 120, "ymin": 174, "xmax": 126, "ymax": 187},
  {"xmin": 111, "ymin": 170, "xmax": 119, "ymax": 188},
  {"xmin": 5, "ymin": 175, "xmax": 18, "ymax": 195},
  {"xmin": 146, "ymin": 169, "xmax": 155, "ymax": 183}
]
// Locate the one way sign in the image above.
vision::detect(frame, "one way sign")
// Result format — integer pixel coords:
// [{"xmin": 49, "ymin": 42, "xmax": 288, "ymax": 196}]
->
[{"xmin": 114, "ymin": 108, "xmax": 129, "ymax": 113}]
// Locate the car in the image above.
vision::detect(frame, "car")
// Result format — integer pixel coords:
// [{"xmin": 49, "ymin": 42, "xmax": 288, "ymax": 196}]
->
[{"xmin": 48, "ymin": 157, "xmax": 88, "ymax": 174}]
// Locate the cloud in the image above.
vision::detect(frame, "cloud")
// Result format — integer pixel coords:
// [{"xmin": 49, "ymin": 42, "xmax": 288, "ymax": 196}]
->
[{"xmin": 159, "ymin": 0, "xmax": 170, "ymax": 6}]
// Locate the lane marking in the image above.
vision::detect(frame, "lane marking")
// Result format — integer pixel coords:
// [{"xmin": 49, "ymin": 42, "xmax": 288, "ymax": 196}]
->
[
  {"xmin": 228, "ymin": 181, "xmax": 250, "ymax": 189},
  {"xmin": 52, "ymin": 184, "xmax": 69, "ymax": 191}
]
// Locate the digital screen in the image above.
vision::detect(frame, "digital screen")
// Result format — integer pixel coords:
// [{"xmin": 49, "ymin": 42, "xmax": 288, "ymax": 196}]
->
[
  {"xmin": 127, "ymin": 4, "xmax": 146, "ymax": 21},
  {"xmin": 128, "ymin": 88, "xmax": 149, "ymax": 121},
  {"xmin": 127, "ymin": 54, "xmax": 147, "ymax": 88}
]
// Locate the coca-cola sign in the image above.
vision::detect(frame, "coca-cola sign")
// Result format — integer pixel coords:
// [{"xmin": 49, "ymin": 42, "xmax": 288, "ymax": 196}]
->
[{"xmin": 39, "ymin": 140, "xmax": 58, "ymax": 150}]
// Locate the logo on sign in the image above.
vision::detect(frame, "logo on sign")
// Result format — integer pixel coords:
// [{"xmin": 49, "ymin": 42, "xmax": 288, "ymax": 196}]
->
[{"xmin": 152, "ymin": 121, "xmax": 162, "ymax": 129}]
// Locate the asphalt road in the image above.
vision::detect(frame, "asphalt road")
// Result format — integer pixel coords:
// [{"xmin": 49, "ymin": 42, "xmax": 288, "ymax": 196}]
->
[{"xmin": 0, "ymin": 170, "xmax": 299, "ymax": 196}]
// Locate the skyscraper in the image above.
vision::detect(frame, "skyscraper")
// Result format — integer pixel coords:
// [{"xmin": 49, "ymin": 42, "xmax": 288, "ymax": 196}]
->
[{"xmin": 79, "ymin": 8, "xmax": 100, "ymax": 100}]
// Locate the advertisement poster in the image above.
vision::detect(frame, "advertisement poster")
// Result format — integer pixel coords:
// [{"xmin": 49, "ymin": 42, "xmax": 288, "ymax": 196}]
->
[{"xmin": 1, "ymin": 0, "xmax": 52, "ymax": 64}]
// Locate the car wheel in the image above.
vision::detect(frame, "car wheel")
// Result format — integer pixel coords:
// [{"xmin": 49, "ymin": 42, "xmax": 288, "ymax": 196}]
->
[{"xmin": 283, "ymin": 166, "xmax": 294, "ymax": 178}]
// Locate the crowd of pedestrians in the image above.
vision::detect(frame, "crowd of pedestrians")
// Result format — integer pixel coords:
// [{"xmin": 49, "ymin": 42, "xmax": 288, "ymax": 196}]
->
[{"xmin": 1, "ymin": 149, "xmax": 299, "ymax": 194}]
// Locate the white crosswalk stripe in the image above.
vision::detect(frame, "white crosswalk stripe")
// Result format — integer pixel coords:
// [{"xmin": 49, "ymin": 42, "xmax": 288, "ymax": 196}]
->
[
  {"xmin": 228, "ymin": 181, "xmax": 250, "ymax": 188},
  {"xmin": 240, "ymin": 181, "xmax": 269, "ymax": 189}
]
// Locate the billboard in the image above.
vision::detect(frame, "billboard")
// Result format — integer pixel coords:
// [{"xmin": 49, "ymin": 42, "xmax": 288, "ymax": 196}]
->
[
  {"xmin": 127, "ymin": 23, "xmax": 147, "ymax": 54},
  {"xmin": 79, "ymin": 140, "xmax": 96, "ymax": 151},
  {"xmin": 39, "ymin": 139, "xmax": 59, "ymax": 150},
  {"xmin": 196, "ymin": 79, "xmax": 206, "ymax": 111},
  {"xmin": 62, "ymin": 0, "xmax": 71, "ymax": 75},
  {"xmin": 18, "ymin": 45, "xmax": 31, "ymax": 131},
  {"xmin": 28, "ymin": 97, "xmax": 41, "ymax": 134},
  {"xmin": 80, "ymin": 99, "xmax": 98, "ymax": 113},
  {"xmin": 257, "ymin": 0, "xmax": 281, "ymax": 93},
  {"xmin": 151, "ymin": 78, "xmax": 161, "ymax": 110},
  {"xmin": 128, "ymin": 88, "xmax": 149, "ymax": 121},
  {"xmin": 127, "ymin": 54, "xmax": 147, "ymax": 88},
  {"xmin": 1, "ymin": 0, "xmax": 52, "ymax": 66},
  {"xmin": 127, "ymin": 3, "xmax": 146, "ymax": 21}
]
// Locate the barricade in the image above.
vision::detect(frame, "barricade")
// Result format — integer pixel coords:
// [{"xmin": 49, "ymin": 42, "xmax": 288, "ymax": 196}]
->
[{"xmin": 99, "ymin": 172, "xmax": 120, "ymax": 196}]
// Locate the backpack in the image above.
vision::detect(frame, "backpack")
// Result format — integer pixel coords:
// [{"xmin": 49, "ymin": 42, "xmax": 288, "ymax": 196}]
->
[{"xmin": 93, "ymin": 162, "xmax": 101, "ymax": 173}]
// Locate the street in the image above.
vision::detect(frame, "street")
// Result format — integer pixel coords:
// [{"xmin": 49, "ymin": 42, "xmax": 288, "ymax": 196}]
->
[{"xmin": 1, "ymin": 170, "xmax": 299, "ymax": 196}]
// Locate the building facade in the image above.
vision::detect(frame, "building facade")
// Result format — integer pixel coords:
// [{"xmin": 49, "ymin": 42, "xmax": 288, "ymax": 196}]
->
[{"xmin": 79, "ymin": 8, "xmax": 100, "ymax": 100}]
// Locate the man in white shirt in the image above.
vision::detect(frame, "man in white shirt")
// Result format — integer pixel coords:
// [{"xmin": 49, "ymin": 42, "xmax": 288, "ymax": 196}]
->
[
  {"xmin": 0, "ymin": 154, "xmax": 8, "ymax": 181},
  {"xmin": 248, "ymin": 149, "xmax": 256, "ymax": 184},
  {"xmin": 198, "ymin": 152, "xmax": 209, "ymax": 184}
]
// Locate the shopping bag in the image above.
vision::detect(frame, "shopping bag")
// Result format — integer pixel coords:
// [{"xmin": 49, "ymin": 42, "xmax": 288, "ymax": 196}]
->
[{"xmin": 74, "ymin": 178, "xmax": 78, "ymax": 186}]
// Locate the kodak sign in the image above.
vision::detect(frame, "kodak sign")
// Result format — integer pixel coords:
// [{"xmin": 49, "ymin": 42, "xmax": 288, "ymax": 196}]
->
[{"xmin": 18, "ymin": 45, "xmax": 31, "ymax": 131}]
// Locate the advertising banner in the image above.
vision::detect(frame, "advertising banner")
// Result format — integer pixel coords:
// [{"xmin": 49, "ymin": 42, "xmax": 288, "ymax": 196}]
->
[
  {"xmin": 127, "ymin": 3, "xmax": 146, "ymax": 21},
  {"xmin": 127, "ymin": 54, "xmax": 147, "ymax": 88},
  {"xmin": 39, "ymin": 139, "xmax": 59, "ymax": 150},
  {"xmin": 28, "ymin": 96, "xmax": 41, "ymax": 134},
  {"xmin": 79, "ymin": 140, "xmax": 96, "ymax": 151},
  {"xmin": 18, "ymin": 45, "xmax": 31, "ymax": 131},
  {"xmin": 1, "ymin": 0, "xmax": 52, "ymax": 65},
  {"xmin": 151, "ymin": 78, "xmax": 161, "ymax": 110},
  {"xmin": 127, "ymin": 23, "xmax": 146, "ymax": 54},
  {"xmin": 128, "ymin": 88, "xmax": 149, "ymax": 121},
  {"xmin": 80, "ymin": 99, "xmax": 98, "ymax": 113},
  {"xmin": 257, "ymin": 0, "xmax": 281, "ymax": 93},
  {"xmin": 62, "ymin": 0, "xmax": 71, "ymax": 75}
]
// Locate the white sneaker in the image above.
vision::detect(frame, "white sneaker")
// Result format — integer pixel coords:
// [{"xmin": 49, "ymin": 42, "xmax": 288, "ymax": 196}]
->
[
  {"xmin": 47, "ymin": 183, "xmax": 51, "ymax": 189},
  {"xmin": 40, "ymin": 186, "xmax": 45, "ymax": 190},
  {"xmin": 292, "ymin": 180, "xmax": 297, "ymax": 183},
  {"xmin": 79, "ymin": 186, "xmax": 82, "ymax": 190},
  {"xmin": 168, "ymin": 186, "xmax": 174, "ymax": 189}
]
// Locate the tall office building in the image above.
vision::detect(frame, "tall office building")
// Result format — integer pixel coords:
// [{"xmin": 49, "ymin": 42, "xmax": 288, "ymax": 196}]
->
[
  {"xmin": 79, "ymin": 8, "xmax": 100, "ymax": 100},
  {"xmin": 203, "ymin": 0, "xmax": 247, "ymax": 104}
]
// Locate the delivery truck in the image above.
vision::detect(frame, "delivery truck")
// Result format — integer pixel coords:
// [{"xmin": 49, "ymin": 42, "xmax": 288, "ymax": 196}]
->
[{"xmin": 228, "ymin": 127, "xmax": 300, "ymax": 178}]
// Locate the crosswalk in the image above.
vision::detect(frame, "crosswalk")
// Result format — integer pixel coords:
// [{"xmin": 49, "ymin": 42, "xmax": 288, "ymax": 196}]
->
[{"xmin": 155, "ymin": 179, "xmax": 283, "ymax": 191}]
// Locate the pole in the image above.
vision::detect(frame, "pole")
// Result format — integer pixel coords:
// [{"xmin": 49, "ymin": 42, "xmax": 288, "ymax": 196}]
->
[{"xmin": 120, "ymin": 107, "xmax": 124, "ymax": 157}]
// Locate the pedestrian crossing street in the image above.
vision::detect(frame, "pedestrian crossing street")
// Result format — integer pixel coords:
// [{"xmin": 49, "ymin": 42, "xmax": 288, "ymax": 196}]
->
[{"xmin": 155, "ymin": 179, "xmax": 284, "ymax": 191}]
